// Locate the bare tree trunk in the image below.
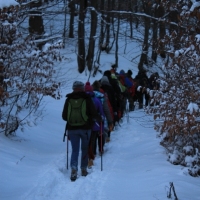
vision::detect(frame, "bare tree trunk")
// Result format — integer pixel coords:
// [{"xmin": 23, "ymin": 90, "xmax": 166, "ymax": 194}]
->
[
  {"xmin": 158, "ymin": 4, "xmax": 166, "ymax": 58},
  {"xmin": 29, "ymin": 0, "xmax": 44, "ymax": 49},
  {"xmin": 138, "ymin": 1, "xmax": 151, "ymax": 71},
  {"xmin": 128, "ymin": 0, "xmax": 133, "ymax": 38},
  {"xmin": 105, "ymin": 0, "xmax": 111, "ymax": 52},
  {"xmin": 99, "ymin": 0, "xmax": 105, "ymax": 49},
  {"xmin": 151, "ymin": 3, "xmax": 159, "ymax": 63},
  {"xmin": 68, "ymin": 0, "xmax": 75, "ymax": 38},
  {"xmin": 86, "ymin": 0, "xmax": 98, "ymax": 71},
  {"xmin": 168, "ymin": 8, "xmax": 180, "ymax": 50},
  {"xmin": 77, "ymin": 0, "xmax": 85, "ymax": 73},
  {"xmin": 115, "ymin": 1, "xmax": 120, "ymax": 67},
  {"xmin": 135, "ymin": 0, "xmax": 139, "ymax": 28},
  {"xmin": 63, "ymin": 0, "xmax": 67, "ymax": 46},
  {"xmin": 95, "ymin": 0, "xmax": 105, "ymax": 65}
]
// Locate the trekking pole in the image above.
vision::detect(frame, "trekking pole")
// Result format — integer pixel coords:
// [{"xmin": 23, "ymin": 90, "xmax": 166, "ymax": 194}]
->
[
  {"xmin": 66, "ymin": 131, "xmax": 69, "ymax": 170},
  {"xmin": 126, "ymin": 99, "xmax": 130, "ymax": 123},
  {"xmin": 100, "ymin": 121, "xmax": 103, "ymax": 171},
  {"xmin": 63, "ymin": 123, "xmax": 69, "ymax": 170}
]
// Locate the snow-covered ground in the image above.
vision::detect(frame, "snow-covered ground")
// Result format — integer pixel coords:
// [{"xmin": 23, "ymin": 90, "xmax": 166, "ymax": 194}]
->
[
  {"xmin": 1, "ymin": 51, "xmax": 200, "ymax": 200},
  {"xmin": 0, "ymin": 1, "xmax": 200, "ymax": 199}
]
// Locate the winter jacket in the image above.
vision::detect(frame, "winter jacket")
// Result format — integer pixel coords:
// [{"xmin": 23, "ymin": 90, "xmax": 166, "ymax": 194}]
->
[
  {"xmin": 109, "ymin": 72, "xmax": 122, "ymax": 107},
  {"xmin": 119, "ymin": 70, "xmax": 133, "ymax": 88},
  {"xmin": 104, "ymin": 70, "xmax": 122, "ymax": 106},
  {"xmin": 149, "ymin": 73, "xmax": 160, "ymax": 90},
  {"xmin": 93, "ymin": 90, "xmax": 113, "ymax": 127},
  {"xmin": 86, "ymin": 91, "xmax": 105, "ymax": 131},
  {"xmin": 110, "ymin": 72, "xmax": 122, "ymax": 95},
  {"xmin": 62, "ymin": 91, "xmax": 101, "ymax": 130},
  {"xmin": 100, "ymin": 77, "xmax": 118, "ymax": 113},
  {"xmin": 135, "ymin": 71, "xmax": 150, "ymax": 88}
]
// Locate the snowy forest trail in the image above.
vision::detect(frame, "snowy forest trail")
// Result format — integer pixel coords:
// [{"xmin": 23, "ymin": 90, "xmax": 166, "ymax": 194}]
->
[
  {"xmin": 20, "ymin": 109, "xmax": 191, "ymax": 200},
  {"xmin": 1, "ymin": 1, "xmax": 200, "ymax": 198}
]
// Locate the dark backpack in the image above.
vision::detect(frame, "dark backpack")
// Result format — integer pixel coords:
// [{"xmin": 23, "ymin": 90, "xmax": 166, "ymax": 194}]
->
[{"xmin": 67, "ymin": 98, "xmax": 88, "ymax": 126}]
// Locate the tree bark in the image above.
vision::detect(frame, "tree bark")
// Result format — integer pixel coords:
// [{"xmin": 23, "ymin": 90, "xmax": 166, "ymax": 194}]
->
[
  {"xmin": 151, "ymin": 3, "xmax": 159, "ymax": 63},
  {"xmin": 86, "ymin": 0, "xmax": 98, "ymax": 71},
  {"xmin": 68, "ymin": 0, "xmax": 75, "ymax": 38},
  {"xmin": 138, "ymin": 1, "xmax": 151, "ymax": 71},
  {"xmin": 95, "ymin": 0, "xmax": 105, "ymax": 65},
  {"xmin": 105, "ymin": 0, "xmax": 111, "ymax": 52},
  {"xmin": 77, "ymin": 0, "xmax": 85, "ymax": 73},
  {"xmin": 158, "ymin": 4, "xmax": 166, "ymax": 58},
  {"xmin": 128, "ymin": 0, "xmax": 133, "ymax": 38},
  {"xmin": 115, "ymin": 1, "xmax": 120, "ymax": 67}
]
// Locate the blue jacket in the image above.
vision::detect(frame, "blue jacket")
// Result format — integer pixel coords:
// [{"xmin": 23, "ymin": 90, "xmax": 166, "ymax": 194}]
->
[
  {"xmin": 119, "ymin": 70, "xmax": 133, "ymax": 88},
  {"xmin": 86, "ymin": 92, "xmax": 105, "ymax": 131}
]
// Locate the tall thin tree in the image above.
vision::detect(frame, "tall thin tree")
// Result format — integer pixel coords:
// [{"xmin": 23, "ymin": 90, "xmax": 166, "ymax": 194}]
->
[
  {"xmin": 86, "ymin": 0, "xmax": 98, "ymax": 71},
  {"xmin": 138, "ymin": 0, "xmax": 151, "ymax": 71},
  {"xmin": 77, "ymin": 0, "xmax": 86, "ymax": 73},
  {"xmin": 68, "ymin": 0, "xmax": 75, "ymax": 38}
]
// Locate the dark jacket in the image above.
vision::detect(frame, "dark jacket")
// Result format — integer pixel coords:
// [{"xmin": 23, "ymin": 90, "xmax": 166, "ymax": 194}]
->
[
  {"xmin": 62, "ymin": 91, "xmax": 101, "ymax": 130},
  {"xmin": 135, "ymin": 71, "xmax": 150, "ymax": 88},
  {"xmin": 149, "ymin": 73, "xmax": 160, "ymax": 90},
  {"xmin": 100, "ymin": 80, "xmax": 118, "ymax": 113}
]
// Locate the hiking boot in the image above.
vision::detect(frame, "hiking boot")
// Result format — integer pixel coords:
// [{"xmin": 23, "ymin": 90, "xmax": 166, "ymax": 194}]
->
[
  {"xmin": 70, "ymin": 169, "xmax": 77, "ymax": 181},
  {"xmin": 81, "ymin": 168, "xmax": 88, "ymax": 177},
  {"xmin": 106, "ymin": 137, "xmax": 110, "ymax": 143},
  {"xmin": 88, "ymin": 159, "xmax": 94, "ymax": 169}
]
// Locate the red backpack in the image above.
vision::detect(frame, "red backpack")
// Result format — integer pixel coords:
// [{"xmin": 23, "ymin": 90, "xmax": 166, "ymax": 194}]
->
[{"xmin": 119, "ymin": 74, "xmax": 125, "ymax": 86}]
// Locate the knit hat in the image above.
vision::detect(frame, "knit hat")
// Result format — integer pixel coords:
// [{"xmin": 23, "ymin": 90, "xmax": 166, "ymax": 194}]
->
[
  {"xmin": 127, "ymin": 70, "xmax": 133, "ymax": 76},
  {"xmin": 72, "ymin": 81, "xmax": 84, "ymax": 91},
  {"xmin": 103, "ymin": 70, "xmax": 111, "ymax": 77},
  {"xmin": 111, "ymin": 64, "xmax": 117, "ymax": 69},
  {"xmin": 85, "ymin": 82, "xmax": 93, "ymax": 92},
  {"xmin": 101, "ymin": 76, "xmax": 110, "ymax": 84},
  {"xmin": 92, "ymin": 80, "xmax": 101, "ymax": 91},
  {"xmin": 120, "ymin": 70, "xmax": 125, "ymax": 75}
]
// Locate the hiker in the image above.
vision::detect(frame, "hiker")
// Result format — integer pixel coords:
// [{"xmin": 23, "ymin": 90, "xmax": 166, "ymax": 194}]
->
[
  {"xmin": 62, "ymin": 81, "xmax": 102, "ymax": 181},
  {"xmin": 102, "ymin": 70, "xmax": 121, "ymax": 125},
  {"xmin": 116, "ymin": 70, "xmax": 126, "ymax": 117},
  {"xmin": 119, "ymin": 70, "xmax": 134, "ymax": 113},
  {"xmin": 109, "ymin": 65, "xmax": 125, "ymax": 120},
  {"xmin": 149, "ymin": 72, "xmax": 160, "ymax": 106},
  {"xmin": 126, "ymin": 69, "xmax": 137, "ymax": 111},
  {"xmin": 92, "ymin": 80, "xmax": 114, "ymax": 143},
  {"xmin": 100, "ymin": 75, "xmax": 118, "ymax": 126},
  {"xmin": 84, "ymin": 82, "xmax": 105, "ymax": 168},
  {"xmin": 149, "ymin": 72, "xmax": 160, "ymax": 90},
  {"xmin": 135, "ymin": 70, "xmax": 150, "ymax": 108}
]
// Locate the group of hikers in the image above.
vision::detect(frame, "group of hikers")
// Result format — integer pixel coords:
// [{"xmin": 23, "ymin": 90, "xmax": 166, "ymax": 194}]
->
[{"xmin": 62, "ymin": 64, "xmax": 160, "ymax": 181}]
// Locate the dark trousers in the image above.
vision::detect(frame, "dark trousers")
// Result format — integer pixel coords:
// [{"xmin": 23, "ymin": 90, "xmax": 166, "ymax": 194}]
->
[{"xmin": 88, "ymin": 131, "xmax": 105, "ymax": 159}]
